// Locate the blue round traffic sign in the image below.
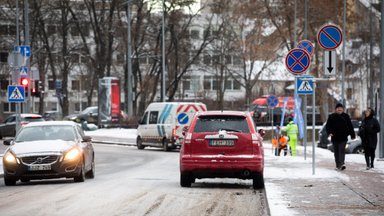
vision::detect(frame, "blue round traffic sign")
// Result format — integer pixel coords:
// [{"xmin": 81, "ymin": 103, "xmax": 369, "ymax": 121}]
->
[
  {"xmin": 317, "ymin": 24, "xmax": 343, "ymax": 50},
  {"xmin": 285, "ymin": 48, "xmax": 311, "ymax": 75},
  {"xmin": 297, "ymin": 40, "xmax": 314, "ymax": 56},
  {"xmin": 267, "ymin": 95, "xmax": 279, "ymax": 108},
  {"xmin": 177, "ymin": 113, "xmax": 189, "ymax": 125}
]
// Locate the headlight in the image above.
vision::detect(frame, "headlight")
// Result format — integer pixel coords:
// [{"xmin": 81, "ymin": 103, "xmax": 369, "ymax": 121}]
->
[
  {"xmin": 4, "ymin": 151, "xmax": 18, "ymax": 164},
  {"xmin": 64, "ymin": 148, "xmax": 81, "ymax": 161}
]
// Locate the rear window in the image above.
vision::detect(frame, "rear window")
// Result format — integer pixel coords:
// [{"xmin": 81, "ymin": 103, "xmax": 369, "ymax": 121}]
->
[{"xmin": 193, "ymin": 115, "xmax": 250, "ymax": 133}]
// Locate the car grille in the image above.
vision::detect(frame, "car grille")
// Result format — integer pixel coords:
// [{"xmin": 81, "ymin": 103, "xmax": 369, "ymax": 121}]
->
[{"xmin": 21, "ymin": 155, "xmax": 59, "ymax": 165}]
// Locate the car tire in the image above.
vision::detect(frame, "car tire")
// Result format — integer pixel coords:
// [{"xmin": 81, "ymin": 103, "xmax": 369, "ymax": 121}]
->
[
  {"xmin": 252, "ymin": 172, "xmax": 264, "ymax": 189},
  {"xmin": 162, "ymin": 138, "xmax": 169, "ymax": 152},
  {"xmin": 4, "ymin": 175, "xmax": 16, "ymax": 186},
  {"xmin": 353, "ymin": 146, "xmax": 364, "ymax": 154},
  {"xmin": 137, "ymin": 137, "xmax": 145, "ymax": 150},
  {"xmin": 74, "ymin": 162, "xmax": 86, "ymax": 182},
  {"xmin": 180, "ymin": 173, "xmax": 192, "ymax": 187},
  {"xmin": 86, "ymin": 157, "xmax": 95, "ymax": 179}
]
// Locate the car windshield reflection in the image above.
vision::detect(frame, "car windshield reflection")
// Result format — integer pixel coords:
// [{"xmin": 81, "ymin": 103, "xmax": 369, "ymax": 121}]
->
[{"xmin": 15, "ymin": 126, "xmax": 76, "ymax": 142}]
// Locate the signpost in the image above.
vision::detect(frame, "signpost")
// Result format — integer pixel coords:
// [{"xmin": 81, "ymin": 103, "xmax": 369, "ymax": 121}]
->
[
  {"xmin": 324, "ymin": 50, "xmax": 336, "ymax": 76},
  {"xmin": 317, "ymin": 24, "xmax": 343, "ymax": 50},
  {"xmin": 297, "ymin": 40, "xmax": 314, "ymax": 56},
  {"xmin": 267, "ymin": 95, "xmax": 278, "ymax": 154},
  {"xmin": 296, "ymin": 75, "xmax": 314, "ymax": 95},
  {"xmin": 285, "ymin": 48, "xmax": 311, "ymax": 76}
]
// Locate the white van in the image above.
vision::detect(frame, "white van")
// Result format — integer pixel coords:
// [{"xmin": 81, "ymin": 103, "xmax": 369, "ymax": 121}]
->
[{"xmin": 136, "ymin": 102, "xmax": 207, "ymax": 151}]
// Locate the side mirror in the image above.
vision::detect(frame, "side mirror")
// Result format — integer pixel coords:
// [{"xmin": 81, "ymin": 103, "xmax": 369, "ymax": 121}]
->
[
  {"xmin": 3, "ymin": 139, "xmax": 13, "ymax": 146},
  {"xmin": 258, "ymin": 129, "xmax": 266, "ymax": 137},
  {"xmin": 83, "ymin": 135, "xmax": 92, "ymax": 142}
]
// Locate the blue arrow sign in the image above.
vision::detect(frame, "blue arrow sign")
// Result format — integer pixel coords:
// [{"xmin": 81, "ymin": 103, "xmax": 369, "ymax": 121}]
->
[
  {"xmin": 296, "ymin": 75, "xmax": 314, "ymax": 95},
  {"xmin": 297, "ymin": 40, "xmax": 314, "ymax": 56},
  {"xmin": 177, "ymin": 113, "xmax": 189, "ymax": 125},
  {"xmin": 16, "ymin": 45, "xmax": 31, "ymax": 57},
  {"xmin": 285, "ymin": 48, "xmax": 311, "ymax": 75},
  {"xmin": 317, "ymin": 24, "xmax": 342, "ymax": 50},
  {"xmin": 7, "ymin": 85, "xmax": 25, "ymax": 102},
  {"xmin": 267, "ymin": 95, "xmax": 279, "ymax": 108}
]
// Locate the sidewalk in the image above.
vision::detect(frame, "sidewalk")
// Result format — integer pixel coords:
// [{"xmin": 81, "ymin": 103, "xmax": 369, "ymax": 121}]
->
[{"xmin": 264, "ymin": 142, "xmax": 384, "ymax": 216}]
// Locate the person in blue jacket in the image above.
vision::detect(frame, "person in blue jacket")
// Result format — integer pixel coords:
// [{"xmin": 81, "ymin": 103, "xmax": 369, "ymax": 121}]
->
[{"xmin": 326, "ymin": 103, "xmax": 356, "ymax": 170}]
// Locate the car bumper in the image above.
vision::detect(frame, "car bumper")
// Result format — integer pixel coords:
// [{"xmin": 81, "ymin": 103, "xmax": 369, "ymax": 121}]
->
[
  {"xmin": 3, "ymin": 156, "xmax": 82, "ymax": 181},
  {"xmin": 180, "ymin": 155, "xmax": 264, "ymax": 179}
]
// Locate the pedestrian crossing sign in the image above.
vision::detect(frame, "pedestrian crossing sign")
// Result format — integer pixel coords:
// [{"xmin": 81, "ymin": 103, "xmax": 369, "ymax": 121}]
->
[
  {"xmin": 296, "ymin": 75, "xmax": 314, "ymax": 95},
  {"xmin": 20, "ymin": 66, "xmax": 28, "ymax": 77},
  {"xmin": 7, "ymin": 85, "xmax": 25, "ymax": 102}
]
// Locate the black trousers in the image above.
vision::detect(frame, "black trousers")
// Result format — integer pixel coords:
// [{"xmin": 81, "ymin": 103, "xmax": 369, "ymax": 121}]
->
[
  {"xmin": 364, "ymin": 146, "xmax": 376, "ymax": 167},
  {"xmin": 333, "ymin": 141, "xmax": 347, "ymax": 168}
]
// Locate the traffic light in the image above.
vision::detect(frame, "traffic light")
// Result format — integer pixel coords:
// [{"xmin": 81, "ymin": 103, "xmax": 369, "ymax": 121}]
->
[
  {"xmin": 20, "ymin": 77, "xmax": 29, "ymax": 96},
  {"xmin": 20, "ymin": 77, "xmax": 29, "ymax": 87},
  {"xmin": 31, "ymin": 80, "xmax": 41, "ymax": 97}
]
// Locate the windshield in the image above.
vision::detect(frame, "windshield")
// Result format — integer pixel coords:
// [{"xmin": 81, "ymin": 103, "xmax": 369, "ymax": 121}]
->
[{"xmin": 16, "ymin": 125, "xmax": 76, "ymax": 142}]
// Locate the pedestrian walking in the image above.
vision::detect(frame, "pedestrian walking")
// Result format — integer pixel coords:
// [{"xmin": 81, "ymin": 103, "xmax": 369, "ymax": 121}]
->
[
  {"xmin": 358, "ymin": 108, "xmax": 380, "ymax": 170},
  {"xmin": 326, "ymin": 103, "xmax": 356, "ymax": 170},
  {"xmin": 282, "ymin": 117, "xmax": 298, "ymax": 156}
]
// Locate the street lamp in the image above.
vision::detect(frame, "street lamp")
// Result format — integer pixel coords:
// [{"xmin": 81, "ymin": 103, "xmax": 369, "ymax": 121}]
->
[{"xmin": 125, "ymin": 0, "xmax": 133, "ymax": 116}]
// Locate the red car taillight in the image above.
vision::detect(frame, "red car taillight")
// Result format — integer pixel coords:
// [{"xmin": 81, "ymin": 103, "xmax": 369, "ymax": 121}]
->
[{"xmin": 20, "ymin": 121, "xmax": 29, "ymax": 127}]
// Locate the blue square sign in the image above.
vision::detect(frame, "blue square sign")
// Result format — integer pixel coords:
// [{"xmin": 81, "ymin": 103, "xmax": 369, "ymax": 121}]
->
[
  {"xmin": 296, "ymin": 75, "xmax": 314, "ymax": 95},
  {"xmin": 7, "ymin": 85, "xmax": 25, "ymax": 102}
]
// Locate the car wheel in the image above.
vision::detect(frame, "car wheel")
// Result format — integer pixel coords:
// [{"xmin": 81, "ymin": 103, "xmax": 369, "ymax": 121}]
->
[
  {"xmin": 137, "ymin": 137, "xmax": 145, "ymax": 150},
  {"xmin": 252, "ymin": 172, "xmax": 264, "ymax": 189},
  {"xmin": 74, "ymin": 161, "xmax": 86, "ymax": 182},
  {"xmin": 353, "ymin": 146, "xmax": 364, "ymax": 154},
  {"xmin": 4, "ymin": 175, "xmax": 16, "ymax": 186},
  {"xmin": 180, "ymin": 173, "xmax": 192, "ymax": 187},
  {"xmin": 162, "ymin": 138, "xmax": 169, "ymax": 152},
  {"xmin": 86, "ymin": 157, "xmax": 95, "ymax": 179}
]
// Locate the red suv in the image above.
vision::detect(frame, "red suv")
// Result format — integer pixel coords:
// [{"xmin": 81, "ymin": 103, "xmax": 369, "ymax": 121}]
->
[{"xmin": 179, "ymin": 111, "xmax": 265, "ymax": 189}]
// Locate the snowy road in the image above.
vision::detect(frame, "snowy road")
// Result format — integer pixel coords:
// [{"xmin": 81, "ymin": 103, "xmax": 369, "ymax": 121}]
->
[{"xmin": 0, "ymin": 144, "xmax": 269, "ymax": 216}]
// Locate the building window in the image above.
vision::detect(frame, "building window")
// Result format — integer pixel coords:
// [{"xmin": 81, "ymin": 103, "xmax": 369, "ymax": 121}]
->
[
  {"xmin": 183, "ymin": 79, "xmax": 191, "ymax": 91},
  {"xmin": 0, "ymin": 79, "xmax": 9, "ymax": 90},
  {"xmin": 0, "ymin": 52, "xmax": 8, "ymax": 63},
  {"xmin": 47, "ymin": 25, "xmax": 57, "ymax": 36},
  {"xmin": 190, "ymin": 29, "xmax": 200, "ymax": 39},
  {"xmin": 347, "ymin": 88, "xmax": 352, "ymax": 100},
  {"xmin": 72, "ymin": 80, "xmax": 80, "ymax": 91},
  {"xmin": 233, "ymin": 79, "xmax": 241, "ymax": 90},
  {"xmin": 49, "ymin": 102, "xmax": 57, "ymax": 111},
  {"xmin": 203, "ymin": 54, "xmax": 211, "ymax": 65},
  {"xmin": 48, "ymin": 80, "xmax": 55, "ymax": 90},
  {"xmin": 3, "ymin": 103, "xmax": 16, "ymax": 112}
]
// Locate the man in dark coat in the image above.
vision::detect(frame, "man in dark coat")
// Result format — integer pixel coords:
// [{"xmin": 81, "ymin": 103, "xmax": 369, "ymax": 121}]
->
[
  {"xmin": 326, "ymin": 103, "xmax": 356, "ymax": 170},
  {"xmin": 359, "ymin": 108, "xmax": 380, "ymax": 169}
]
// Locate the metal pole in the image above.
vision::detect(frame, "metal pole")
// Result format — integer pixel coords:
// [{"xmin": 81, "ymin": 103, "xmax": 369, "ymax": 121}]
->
[
  {"xmin": 24, "ymin": 0, "xmax": 31, "ymax": 113},
  {"xmin": 312, "ymin": 81, "xmax": 316, "ymax": 175},
  {"xmin": 369, "ymin": 3, "xmax": 374, "ymax": 108},
  {"xmin": 271, "ymin": 108, "xmax": 274, "ymax": 155},
  {"xmin": 161, "ymin": 0, "xmax": 166, "ymax": 102},
  {"xmin": 294, "ymin": 0, "xmax": 297, "ymax": 47},
  {"xmin": 341, "ymin": 0, "xmax": 346, "ymax": 105},
  {"xmin": 303, "ymin": 0, "xmax": 308, "ymax": 159},
  {"xmin": 126, "ymin": 1, "xmax": 133, "ymax": 116},
  {"xmin": 15, "ymin": 0, "xmax": 21, "ymax": 134},
  {"xmin": 379, "ymin": 0, "xmax": 384, "ymax": 159}
]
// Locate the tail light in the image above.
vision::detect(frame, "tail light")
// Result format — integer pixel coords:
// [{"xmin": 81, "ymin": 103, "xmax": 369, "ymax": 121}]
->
[
  {"xmin": 252, "ymin": 134, "xmax": 260, "ymax": 146},
  {"xmin": 20, "ymin": 121, "xmax": 29, "ymax": 127},
  {"xmin": 184, "ymin": 133, "xmax": 192, "ymax": 144}
]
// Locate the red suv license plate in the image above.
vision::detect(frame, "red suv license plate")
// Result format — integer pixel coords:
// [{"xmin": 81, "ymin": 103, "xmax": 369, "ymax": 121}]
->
[{"xmin": 209, "ymin": 139, "xmax": 234, "ymax": 147}]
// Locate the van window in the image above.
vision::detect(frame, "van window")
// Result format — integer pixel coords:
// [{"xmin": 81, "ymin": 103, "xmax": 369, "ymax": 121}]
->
[
  {"xmin": 140, "ymin": 112, "xmax": 148, "ymax": 125},
  {"xmin": 149, "ymin": 111, "xmax": 159, "ymax": 124}
]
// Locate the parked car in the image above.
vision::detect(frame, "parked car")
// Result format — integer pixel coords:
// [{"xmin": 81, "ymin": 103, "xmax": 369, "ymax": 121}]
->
[
  {"xmin": 179, "ymin": 111, "xmax": 265, "ymax": 189},
  {"xmin": 327, "ymin": 136, "xmax": 364, "ymax": 154},
  {"xmin": 64, "ymin": 106, "xmax": 98, "ymax": 125},
  {"xmin": 318, "ymin": 119, "xmax": 361, "ymax": 149},
  {"xmin": 2, "ymin": 121, "xmax": 95, "ymax": 185},
  {"xmin": 0, "ymin": 114, "xmax": 44, "ymax": 139}
]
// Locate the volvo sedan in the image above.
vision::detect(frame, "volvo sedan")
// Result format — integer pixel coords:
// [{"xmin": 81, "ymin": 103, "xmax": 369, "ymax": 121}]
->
[{"xmin": 2, "ymin": 121, "xmax": 95, "ymax": 185}]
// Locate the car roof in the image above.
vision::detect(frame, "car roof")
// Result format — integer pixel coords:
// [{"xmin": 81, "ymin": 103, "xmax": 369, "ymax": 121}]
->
[
  {"xmin": 24, "ymin": 121, "xmax": 78, "ymax": 127},
  {"xmin": 197, "ymin": 110, "xmax": 248, "ymax": 117}
]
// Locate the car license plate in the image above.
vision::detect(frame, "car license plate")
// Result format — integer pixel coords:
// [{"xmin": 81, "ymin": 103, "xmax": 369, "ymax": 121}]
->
[
  {"xmin": 209, "ymin": 139, "xmax": 234, "ymax": 147},
  {"xmin": 28, "ymin": 165, "xmax": 51, "ymax": 171}
]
